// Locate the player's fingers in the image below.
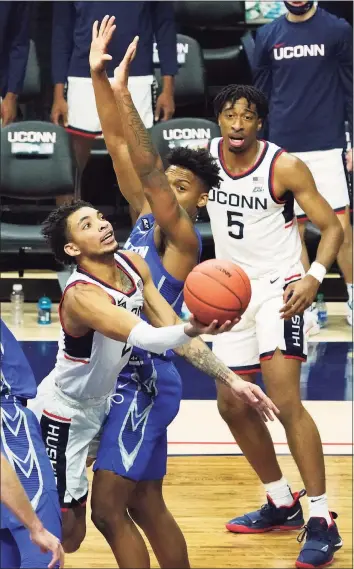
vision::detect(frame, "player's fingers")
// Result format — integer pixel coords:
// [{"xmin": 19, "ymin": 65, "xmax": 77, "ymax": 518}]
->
[
  {"xmin": 216, "ymin": 320, "xmax": 233, "ymax": 334},
  {"xmin": 205, "ymin": 320, "xmax": 219, "ymax": 334},
  {"xmin": 251, "ymin": 385, "xmax": 280, "ymax": 415},
  {"xmin": 102, "ymin": 54, "xmax": 113, "ymax": 61},
  {"xmin": 92, "ymin": 20, "xmax": 98, "ymax": 41},
  {"xmin": 99, "ymin": 15, "xmax": 109, "ymax": 36},
  {"xmin": 283, "ymin": 284, "xmax": 295, "ymax": 303},
  {"xmin": 280, "ymin": 291, "xmax": 300, "ymax": 313},
  {"xmin": 281, "ymin": 296, "xmax": 304, "ymax": 319}
]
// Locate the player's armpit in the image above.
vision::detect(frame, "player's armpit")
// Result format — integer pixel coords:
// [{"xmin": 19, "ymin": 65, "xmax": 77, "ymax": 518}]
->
[
  {"xmin": 64, "ymin": 283, "xmax": 141, "ymax": 342},
  {"xmin": 275, "ymin": 153, "xmax": 344, "ymax": 270}
]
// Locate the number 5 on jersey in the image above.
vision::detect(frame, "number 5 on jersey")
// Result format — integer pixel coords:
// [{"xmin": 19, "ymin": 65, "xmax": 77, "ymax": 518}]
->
[{"xmin": 227, "ymin": 211, "xmax": 244, "ymax": 239}]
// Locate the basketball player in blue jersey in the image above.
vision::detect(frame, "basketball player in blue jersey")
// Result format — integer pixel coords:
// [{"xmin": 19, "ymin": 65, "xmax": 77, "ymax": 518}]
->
[
  {"xmin": 207, "ymin": 83, "xmax": 344, "ymax": 568},
  {"xmin": 0, "ymin": 320, "xmax": 62, "ymax": 568},
  {"xmin": 85, "ymin": 18, "xmax": 279, "ymax": 568},
  {"xmin": 1, "ymin": 453, "xmax": 64, "ymax": 568}
]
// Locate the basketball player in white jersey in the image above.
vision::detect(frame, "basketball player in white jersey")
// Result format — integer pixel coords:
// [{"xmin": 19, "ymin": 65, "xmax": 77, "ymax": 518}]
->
[
  {"xmin": 208, "ymin": 85, "xmax": 344, "ymax": 568},
  {"xmin": 29, "ymin": 199, "xmax": 278, "ymax": 555}
]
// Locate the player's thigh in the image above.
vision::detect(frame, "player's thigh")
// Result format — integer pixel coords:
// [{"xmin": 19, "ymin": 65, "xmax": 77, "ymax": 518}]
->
[
  {"xmin": 0, "ymin": 529, "xmax": 20, "ymax": 569},
  {"xmin": 337, "ymin": 205, "xmax": 352, "ymax": 239},
  {"xmin": 128, "ymin": 478, "xmax": 166, "ymax": 522},
  {"xmin": 256, "ymin": 294, "xmax": 306, "ymax": 413}
]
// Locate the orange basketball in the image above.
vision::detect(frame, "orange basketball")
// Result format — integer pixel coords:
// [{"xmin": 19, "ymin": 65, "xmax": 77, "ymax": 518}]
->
[{"xmin": 184, "ymin": 259, "xmax": 251, "ymax": 326}]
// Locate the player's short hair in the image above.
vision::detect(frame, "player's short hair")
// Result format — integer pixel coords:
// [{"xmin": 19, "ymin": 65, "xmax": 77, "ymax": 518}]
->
[
  {"xmin": 166, "ymin": 146, "xmax": 222, "ymax": 191},
  {"xmin": 42, "ymin": 200, "xmax": 94, "ymax": 264},
  {"xmin": 213, "ymin": 84, "xmax": 269, "ymax": 121}
]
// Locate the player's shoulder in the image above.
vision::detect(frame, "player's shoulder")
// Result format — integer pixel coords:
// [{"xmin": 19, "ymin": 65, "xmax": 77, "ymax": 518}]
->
[
  {"xmin": 118, "ymin": 249, "xmax": 149, "ymax": 282},
  {"xmin": 210, "ymin": 136, "xmax": 222, "ymax": 157},
  {"xmin": 317, "ymin": 6, "xmax": 351, "ymax": 29},
  {"xmin": 273, "ymin": 150, "xmax": 310, "ymax": 181},
  {"xmin": 256, "ymin": 16, "xmax": 286, "ymax": 43}
]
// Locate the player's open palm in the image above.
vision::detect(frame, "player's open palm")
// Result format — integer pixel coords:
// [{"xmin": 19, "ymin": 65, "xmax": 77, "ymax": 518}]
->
[
  {"xmin": 113, "ymin": 36, "xmax": 139, "ymax": 90},
  {"xmin": 230, "ymin": 379, "xmax": 280, "ymax": 422},
  {"xmin": 30, "ymin": 526, "xmax": 64, "ymax": 568},
  {"xmin": 90, "ymin": 15, "xmax": 116, "ymax": 73}
]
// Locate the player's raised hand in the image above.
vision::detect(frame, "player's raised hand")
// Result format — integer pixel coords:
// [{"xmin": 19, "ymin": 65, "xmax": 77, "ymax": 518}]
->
[
  {"xmin": 185, "ymin": 315, "xmax": 240, "ymax": 338},
  {"xmin": 229, "ymin": 378, "xmax": 280, "ymax": 422},
  {"xmin": 29, "ymin": 524, "xmax": 64, "ymax": 568},
  {"xmin": 280, "ymin": 275, "xmax": 319, "ymax": 320},
  {"xmin": 90, "ymin": 15, "xmax": 116, "ymax": 73},
  {"xmin": 113, "ymin": 36, "xmax": 139, "ymax": 90}
]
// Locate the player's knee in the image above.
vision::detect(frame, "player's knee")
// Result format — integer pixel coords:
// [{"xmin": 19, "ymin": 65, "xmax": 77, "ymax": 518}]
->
[
  {"xmin": 217, "ymin": 394, "xmax": 250, "ymax": 425},
  {"xmin": 91, "ymin": 501, "xmax": 122, "ymax": 538},
  {"xmin": 62, "ymin": 530, "xmax": 85, "ymax": 554},
  {"xmin": 275, "ymin": 398, "xmax": 305, "ymax": 426}
]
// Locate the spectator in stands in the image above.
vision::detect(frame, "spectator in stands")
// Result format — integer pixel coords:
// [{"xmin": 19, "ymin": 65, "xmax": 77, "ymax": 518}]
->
[
  {"xmin": 253, "ymin": 0, "xmax": 353, "ymax": 327},
  {"xmin": 51, "ymin": 1, "xmax": 177, "ymax": 204},
  {"xmin": 0, "ymin": 1, "xmax": 31, "ymax": 126}
]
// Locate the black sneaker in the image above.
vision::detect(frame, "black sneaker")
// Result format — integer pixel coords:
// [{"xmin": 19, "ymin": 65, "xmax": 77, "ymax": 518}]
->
[{"xmin": 296, "ymin": 512, "xmax": 343, "ymax": 568}]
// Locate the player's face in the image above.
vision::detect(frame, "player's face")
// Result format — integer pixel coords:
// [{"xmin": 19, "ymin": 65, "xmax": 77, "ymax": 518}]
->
[
  {"xmin": 166, "ymin": 165, "xmax": 208, "ymax": 217},
  {"xmin": 218, "ymin": 98, "xmax": 262, "ymax": 154},
  {"xmin": 64, "ymin": 207, "xmax": 118, "ymax": 261}
]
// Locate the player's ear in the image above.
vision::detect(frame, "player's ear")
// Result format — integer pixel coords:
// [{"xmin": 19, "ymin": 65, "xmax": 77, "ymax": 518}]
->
[
  {"xmin": 257, "ymin": 118, "xmax": 263, "ymax": 132},
  {"xmin": 197, "ymin": 192, "xmax": 209, "ymax": 209},
  {"xmin": 64, "ymin": 242, "xmax": 81, "ymax": 259}
]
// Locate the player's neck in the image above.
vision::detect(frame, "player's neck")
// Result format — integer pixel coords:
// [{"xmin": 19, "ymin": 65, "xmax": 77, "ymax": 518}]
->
[
  {"xmin": 286, "ymin": 4, "xmax": 317, "ymax": 23},
  {"xmin": 222, "ymin": 139, "xmax": 262, "ymax": 175},
  {"xmin": 79, "ymin": 255, "xmax": 118, "ymax": 287}
]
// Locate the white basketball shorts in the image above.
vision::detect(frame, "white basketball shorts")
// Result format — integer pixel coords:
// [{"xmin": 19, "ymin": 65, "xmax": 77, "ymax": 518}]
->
[
  {"xmin": 66, "ymin": 75, "xmax": 155, "ymax": 136},
  {"xmin": 28, "ymin": 373, "xmax": 109, "ymax": 509},
  {"xmin": 212, "ymin": 262, "xmax": 308, "ymax": 374},
  {"xmin": 293, "ymin": 148, "xmax": 350, "ymax": 221}
]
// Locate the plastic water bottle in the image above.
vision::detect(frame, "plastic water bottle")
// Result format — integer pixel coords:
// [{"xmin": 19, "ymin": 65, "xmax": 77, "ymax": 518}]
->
[
  {"xmin": 10, "ymin": 284, "xmax": 24, "ymax": 326},
  {"xmin": 37, "ymin": 295, "xmax": 52, "ymax": 325},
  {"xmin": 316, "ymin": 293, "xmax": 328, "ymax": 328}
]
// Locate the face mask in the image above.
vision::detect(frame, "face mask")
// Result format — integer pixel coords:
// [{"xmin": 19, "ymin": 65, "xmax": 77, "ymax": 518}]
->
[{"xmin": 284, "ymin": 1, "xmax": 314, "ymax": 16}]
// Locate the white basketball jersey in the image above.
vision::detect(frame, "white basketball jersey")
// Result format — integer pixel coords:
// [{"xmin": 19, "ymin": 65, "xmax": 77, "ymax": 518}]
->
[
  {"xmin": 208, "ymin": 138, "xmax": 301, "ymax": 279},
  {"xmin": 52, "ymin": 252, "xmax": 144, "ymax": 401}
]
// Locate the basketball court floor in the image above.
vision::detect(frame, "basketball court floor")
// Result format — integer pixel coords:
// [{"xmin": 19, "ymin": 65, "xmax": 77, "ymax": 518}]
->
[{"xmin": 1, "ymin": 295, "xmax": 352, "ymax": 568}]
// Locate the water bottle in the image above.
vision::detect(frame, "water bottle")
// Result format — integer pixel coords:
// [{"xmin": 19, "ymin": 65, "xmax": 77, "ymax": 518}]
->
[
  {"xmin": 10, "ymin": 284, "xmax": 24, "ymax": 326},
  {"xmin": 316, "ymin": 293, "xmax": 328, "ymax": 328},
  {"xmin": 37, "ymin": 295, "xmax": 52, "ymax": 325}
]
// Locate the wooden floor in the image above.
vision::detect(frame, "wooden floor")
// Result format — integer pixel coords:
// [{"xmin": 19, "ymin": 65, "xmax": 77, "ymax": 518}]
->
[{"xmin": 67, "ymin": 456, "xmax": 352, "ymax": 569}]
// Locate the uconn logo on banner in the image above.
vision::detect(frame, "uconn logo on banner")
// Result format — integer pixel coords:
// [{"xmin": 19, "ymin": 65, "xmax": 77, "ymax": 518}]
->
[{"xmin": 273, "ymin": 43, "xmax": 325, "ymax": 60}]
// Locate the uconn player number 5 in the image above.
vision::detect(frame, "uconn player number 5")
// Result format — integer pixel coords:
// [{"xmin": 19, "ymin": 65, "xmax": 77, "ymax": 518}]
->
[{"xmin": 227, "ymin": 211, "xmax": 244, "ymax": 239}]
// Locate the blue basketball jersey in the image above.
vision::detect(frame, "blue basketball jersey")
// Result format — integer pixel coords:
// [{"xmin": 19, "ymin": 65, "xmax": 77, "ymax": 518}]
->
[
  {"xmin": 0, "ymin": 320, "xmax": 37, "ymax": 400},
  {"xmin": 124, "ymin": 213, "xmax": 202, "ymax": 316}
]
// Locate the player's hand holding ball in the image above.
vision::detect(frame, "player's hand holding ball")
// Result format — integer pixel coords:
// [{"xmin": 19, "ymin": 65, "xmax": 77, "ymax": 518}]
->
[{"xmin": 183, "ymin": 259, "xmax": 252, "ymax": 328}]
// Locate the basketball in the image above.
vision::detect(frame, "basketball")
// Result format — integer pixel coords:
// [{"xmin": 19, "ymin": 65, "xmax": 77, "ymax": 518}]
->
[{"xmin": 183, "ymin": 259, "xmax": 252, "ymax": 326}]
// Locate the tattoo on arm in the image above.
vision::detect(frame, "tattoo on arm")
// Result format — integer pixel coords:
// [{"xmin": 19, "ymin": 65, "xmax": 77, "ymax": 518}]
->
[
  {"xmin": 175, "ymin": 337, "xmax": 233, "ymax": 388},
  {"xmin": 120, "ymin": 93, "xmax": 158, "ymax": 172}
]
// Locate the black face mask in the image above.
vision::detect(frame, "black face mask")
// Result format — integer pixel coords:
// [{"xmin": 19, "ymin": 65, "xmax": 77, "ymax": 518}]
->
[{"xmin": 284, "ymin": 1, "xmax": 314, "ymax": 15}]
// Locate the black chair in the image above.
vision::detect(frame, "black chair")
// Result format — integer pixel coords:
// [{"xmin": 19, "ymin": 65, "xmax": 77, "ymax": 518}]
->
[
  {"xmin": 1, "ymin": 121, "xmax": 76, "ymax": 273},
  {"xmin": 174, "ymin": 1, "xmax": 245, "ymax": 28},
  {"xmin": 153, "ymin": 34, "xmax": 206, "ymax": 109}
]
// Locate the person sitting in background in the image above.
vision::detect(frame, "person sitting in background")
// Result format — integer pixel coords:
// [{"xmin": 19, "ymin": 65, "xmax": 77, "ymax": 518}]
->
[
  {"xmin": 253, "ymin": 0, "xmax": 353, "ymax": 327},
  {"xmin": 50, "ymin": 1, "xmax": 177, "ymax": 205},
  {"xmin": 0, "ymin": 1, "xmax": 31, "ymax": 126},
  {"xmin": 0, "ymin": 453, "xmax": 64, "ymax": 568}
]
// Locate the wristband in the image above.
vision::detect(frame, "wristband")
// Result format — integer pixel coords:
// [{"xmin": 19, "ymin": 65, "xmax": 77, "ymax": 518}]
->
[{"xmin": 306, "ymin": 261, "xmax": 326, "ymax": 284}]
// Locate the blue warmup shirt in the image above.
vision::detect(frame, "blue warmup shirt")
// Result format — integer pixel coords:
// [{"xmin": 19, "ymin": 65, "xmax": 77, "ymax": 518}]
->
[
  {"xmin": 0, "ymin": 1, "xmax": 31, "ymax": 96},
  {"xmin": 253, "ymin": 7, "xmax": 353, "ymax": 152},
  {"xmin": 0, "ymin": 319, "xmax": 37, "ymax": 400},
  {"xmin": 52, "ymin": 1, "xmax": 177, "ymax": 84}
]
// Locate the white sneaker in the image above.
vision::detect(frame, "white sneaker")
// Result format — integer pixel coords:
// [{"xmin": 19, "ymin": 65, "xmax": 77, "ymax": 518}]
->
[
  {"xmin": 347, "ymin": 301, "xmax": 353, "ymax": 327},
  {"xmin": 304, "ymin": 305, "xmax": 320, "ymax": 337}
]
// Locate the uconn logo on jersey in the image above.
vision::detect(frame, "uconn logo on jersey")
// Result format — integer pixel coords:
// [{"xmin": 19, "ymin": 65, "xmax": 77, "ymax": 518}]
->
[
  {"xmin": 274, "ymin": 43, "xmax": 325, "ymax": 60},
  {"xmin": 124, "ymin": 237, "xmax": 149, "ymax": 259},
  {"xmin": 209, "ymin": 189, "xmax": 267, "ymax": 210}
]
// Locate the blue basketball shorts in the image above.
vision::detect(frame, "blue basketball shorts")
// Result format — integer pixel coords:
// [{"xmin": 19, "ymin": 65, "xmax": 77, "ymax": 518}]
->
[
  {"xmin": 94, "ymin": 357, "xmax": 182, "ymax": 481},
  {"xmin": 1, "ymin": 398, "xmax": 62, "ymax": 568}
]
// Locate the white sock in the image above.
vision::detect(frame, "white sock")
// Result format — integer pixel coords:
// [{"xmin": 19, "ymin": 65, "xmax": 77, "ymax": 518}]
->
[
  {"xmin": 308, "ymin": 494, "xmax": 332, "ymax": 525},
  {"xmin": 347, "ymin": 283, "xmax": 353, "ymax": 304},
  {"xmin": 264, "ymin": 476, "xmax": 293, "ymax": 507}
]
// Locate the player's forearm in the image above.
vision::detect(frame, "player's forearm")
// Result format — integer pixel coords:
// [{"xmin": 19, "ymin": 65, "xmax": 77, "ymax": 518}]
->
[
  {"xmin": 91, "ymin": 69, "xmax": 125, "ymax": 147},
  {"xmin": 314, "ymin": 222, "xmax": 344, "ymax": 271},
  {"xmin": 0, "ymin": 454, "xmax": 43, "ymax": 533},
  {"xmin": 174, "ymin": 336, "xmax": 236, "ymax": 389},
  {"xmin": 115, "ymin": 86, "xmax": 160, "ymax": 178}
]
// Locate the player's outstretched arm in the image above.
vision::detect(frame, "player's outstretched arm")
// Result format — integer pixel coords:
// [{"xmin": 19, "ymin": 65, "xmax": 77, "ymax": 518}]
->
[
  {"xmin": 111, "ymin": 32, "xmax": 200, "ymax": 255},
  {"xmin": 276, "ymin": 153, "xmax": 344, "ymax": 319},
  {"xmin": 0, "ymin": 453, "xmax": 64, "ymax": 568},
  {"xmin": 129, "ymin": 251, "xmax": 279, "ymax": 422},
  {"xmin": 63, "ymin": 273, "xmax": 231, "ymax": 356},
  {"xmin": 89, "ymin": 16, "xmax": 148, "ymax": 215}
]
